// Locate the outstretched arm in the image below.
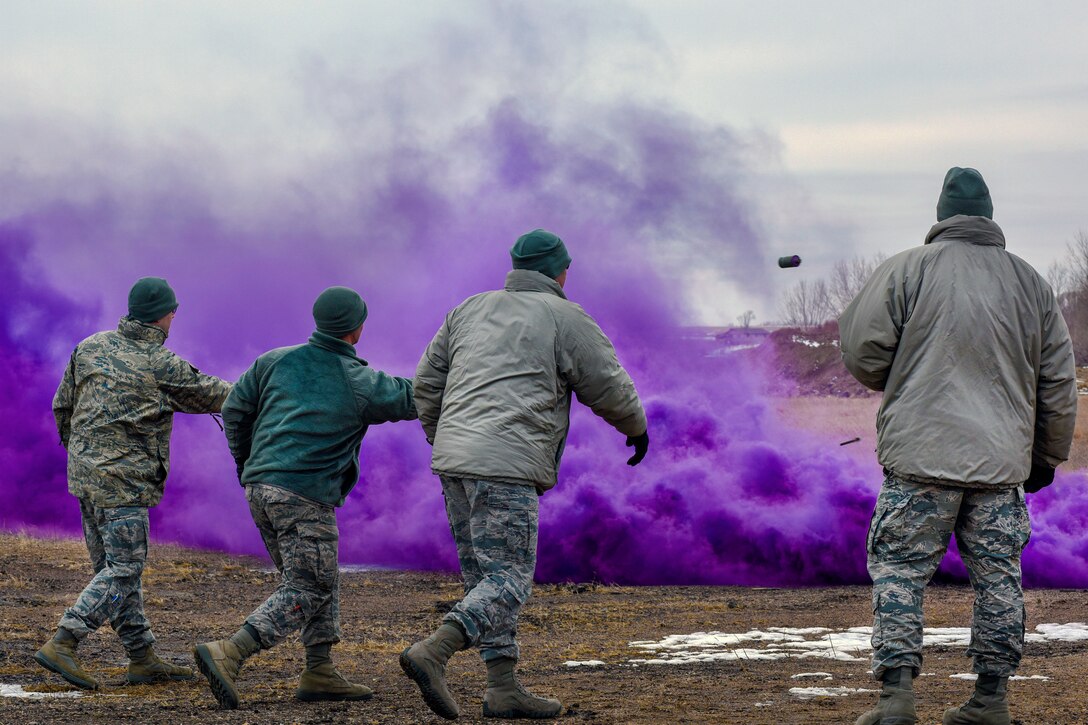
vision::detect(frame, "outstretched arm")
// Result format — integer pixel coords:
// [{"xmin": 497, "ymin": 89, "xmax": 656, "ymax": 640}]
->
[
  {"xmin": 559, "ymin": 307, "xmax": 647, "ymax": 439},
  {"xmin": 156, "ymin": 350, "xmax": 233, "ymax": 413},
  {"xmin": 221, "ymin": 363, "xmax": 258, "ymax": 478},
  {"xmin": 414, "ymin": 319, "xmax": 451, "ymax": 444}
]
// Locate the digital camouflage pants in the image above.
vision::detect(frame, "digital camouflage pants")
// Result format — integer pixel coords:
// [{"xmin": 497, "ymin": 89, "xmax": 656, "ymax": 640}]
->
[
  {"xmin": 244, "ymin": 484, "xmax": 341, "ymax": 648},
  {"xmin": 868, "ymin": 474, "xmax": 1031, "ymax": 679},
  {"xmin": 59, "ymin": 499, "xmax": 155, "ymax": 654},
  {"xmin": 440, "ymin": 477, "xmax": 539, "ymax": 662}
]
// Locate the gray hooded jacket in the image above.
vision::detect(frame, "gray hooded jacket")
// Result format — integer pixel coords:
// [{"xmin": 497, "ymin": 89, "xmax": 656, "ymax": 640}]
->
[
  {"xmin": 838, "ymin": 215, "xmax": 1076, "ymax": 487},
  {"xmin": 415, "ymin": 269, "xmax": 647, "ymax": 492}
]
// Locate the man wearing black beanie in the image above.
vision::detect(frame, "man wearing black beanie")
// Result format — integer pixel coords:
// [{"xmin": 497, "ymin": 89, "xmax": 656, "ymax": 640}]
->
[
  {"xmin": 840, "ymin": 169, "xmax": 1076, "ymax": 725},
  {"xmin": 36, "ymin": 277, "xmax": 232, "ymax": 691},
  {"xmin": 194, "ymin": 286, "xmax": 416, "ymax": 710}
]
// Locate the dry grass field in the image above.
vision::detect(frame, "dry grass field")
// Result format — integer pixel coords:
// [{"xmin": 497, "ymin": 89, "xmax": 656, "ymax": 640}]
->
[
  {"xmin": 5, "ymin": 390, "xmax": 1088, "ymax": 723},
  {"xmin": 3, "ymin": 533, "xmax": 1088, "ymax": 724}
]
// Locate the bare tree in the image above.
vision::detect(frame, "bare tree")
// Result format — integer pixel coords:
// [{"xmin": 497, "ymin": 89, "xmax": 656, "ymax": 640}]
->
[
  {"xmin": 781, "ymin": 278, "xmax": 833, "ymax": 328},
  {"xmin": 828, "ymin": 253, "xmax": 888, "ymax": 316},
  {"xmin": 1050, "ymin": 230, "xmax": 1088, "ymax": 362},
  {"xmin": 737, "ymin": 310, "xmax": 756, "ymax": 328}
]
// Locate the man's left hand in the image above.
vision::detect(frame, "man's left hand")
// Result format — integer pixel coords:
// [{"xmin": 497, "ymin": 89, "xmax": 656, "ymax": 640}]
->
[
  {"xmin": 1024, "ymin": 463, "xmax": 1056, "ymax": 493},
  {"xmin": 626, "ymin": 431, "xmax": 649, "ymax": 466}
]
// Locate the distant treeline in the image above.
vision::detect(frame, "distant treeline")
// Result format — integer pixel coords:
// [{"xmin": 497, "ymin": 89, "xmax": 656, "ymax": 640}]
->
[{"xmin": 780, "ymin": 231, "xmax": 1088, "ymax": 365}]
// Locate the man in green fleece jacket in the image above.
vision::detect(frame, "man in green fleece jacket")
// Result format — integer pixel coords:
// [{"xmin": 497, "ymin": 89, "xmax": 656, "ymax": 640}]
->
[{"xmin": 193, "ymin": 286, "xmax": 416, "ymax": 710}]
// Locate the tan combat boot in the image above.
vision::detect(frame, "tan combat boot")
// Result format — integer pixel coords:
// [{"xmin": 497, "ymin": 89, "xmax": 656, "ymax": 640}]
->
[
  {"xmin": 400, "ymin": 622, "xmax": 466, "ymax": 720},
  {"xmin": 855, "ymin": 666, "xmax": 916, "ymax": 725},
  {"xmin": 482, "ymin": 657, "xmax": 562, "ymax": 719},
  {"xmin": 34, "ymin": 631, "xmax": 99, "ymax": 691},
  {"xmin": 192, "ymin": 638, "xmax": 245, "ymax": 709},
  {"xmin": 942, "ymin": 674, "xmax": 1010, "ymax": 725},
  {"xmin": 296, "ymin": 662, "xmax": 374, "ymax": 702},
  {"xmin": 127, "ymin": 647, "xmax": 195, "ymax": 683}
]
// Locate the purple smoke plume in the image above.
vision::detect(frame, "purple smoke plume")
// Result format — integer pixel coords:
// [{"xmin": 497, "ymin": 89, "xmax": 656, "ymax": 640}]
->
[{"xmin": 2, "ymin": 6, "xmax": 1086, "ymax": 587}]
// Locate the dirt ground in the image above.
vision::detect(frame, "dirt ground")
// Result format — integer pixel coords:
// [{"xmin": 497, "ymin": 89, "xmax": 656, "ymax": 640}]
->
[{"xmin": 3, "ymin": 534, "xmax": 1088, "ymax": 724}]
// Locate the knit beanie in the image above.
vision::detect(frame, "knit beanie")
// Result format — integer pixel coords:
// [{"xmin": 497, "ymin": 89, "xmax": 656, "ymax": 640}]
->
[
  {"xmin": 937, "ymin": 167, "xmax": 993, "ymax": 221},
  {"xmin": 127, "ymin": 277, "xmax": 178, "ymax": 323},
  {"xmin": 312, "ymin": 286, "xmax": 368, "ymax": 336},
  {"xmin": 510, "ymin": 229, "xmax": 571, "ymax": 279}
]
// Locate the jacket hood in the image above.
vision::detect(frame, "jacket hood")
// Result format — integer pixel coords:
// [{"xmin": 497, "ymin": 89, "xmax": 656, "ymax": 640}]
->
[
  {"xmin": 924, "ymin": 215, "xmax": 1005, "ymax": 249},
  {"xmin": 118, "ymin": 316, "xmax": 167, "ymax": 345},
  {"xmin": 504, "ymin": 269, "xmax": 567, "ymax": 299}
]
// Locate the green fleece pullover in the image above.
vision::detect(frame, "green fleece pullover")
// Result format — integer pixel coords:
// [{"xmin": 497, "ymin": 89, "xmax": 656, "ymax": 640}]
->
[{"xmin": 222, "ymin": 331, "xmax": 417, "ymax": 506}]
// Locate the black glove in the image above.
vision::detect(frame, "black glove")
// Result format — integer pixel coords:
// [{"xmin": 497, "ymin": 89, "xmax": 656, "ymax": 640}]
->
[
  {"xmin": 625, "ymin": 431, "xmax": 649, "ymax": 466},
  {"xmin": 1024, "ymin": 462, "xmax": 1055, "ymax": 493}
]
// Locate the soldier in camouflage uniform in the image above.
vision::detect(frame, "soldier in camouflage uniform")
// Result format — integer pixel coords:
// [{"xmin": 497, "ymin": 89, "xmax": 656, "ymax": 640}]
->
[
  {"xmin": 839, "ymin": 169, "xmax": 1077, "ymax": 725},
  {"xmin": 193, "ymin": 286, "xmax": 416, "ymax": 710},
  {"xmin": 403, "ymin": 231, "xmax": 648, "ymax": 720},
  {"xmin": 35, "ymin": 277, "xmax": 232, "ymax": 691}
]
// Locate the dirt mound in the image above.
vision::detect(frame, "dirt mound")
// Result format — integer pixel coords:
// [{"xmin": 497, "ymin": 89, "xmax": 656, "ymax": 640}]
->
[{"xmin": 752, "ymin": 322, "xmax": 877, "ymax": 398}]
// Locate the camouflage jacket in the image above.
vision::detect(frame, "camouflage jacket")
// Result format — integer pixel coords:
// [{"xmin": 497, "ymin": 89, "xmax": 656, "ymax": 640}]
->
[{"xmin": 53, "ymin": 317, "xmax": 233, "ymax": 507}]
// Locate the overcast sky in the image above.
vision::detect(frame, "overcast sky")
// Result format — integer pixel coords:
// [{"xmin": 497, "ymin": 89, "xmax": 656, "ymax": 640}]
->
[{"xmin": 2, "ymin": 1, "xmax": 1085, "ymax": 323}]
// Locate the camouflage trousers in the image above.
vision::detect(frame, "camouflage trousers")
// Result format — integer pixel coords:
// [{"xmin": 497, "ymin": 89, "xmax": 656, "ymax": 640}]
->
[
  {"xmin": 440, "ymin": 476, "xmax": 539, "ymax": 662},
  {"xmin": 58, "ymin": 499, "xmax": 155, "ymax": 653},
  {"xmin": 867, "ymin": 474, "xmax": 1031, "ymax": 679},
  {"xmin": 244, "ymin": 484, "xmax": 341, "ymax": 648}
]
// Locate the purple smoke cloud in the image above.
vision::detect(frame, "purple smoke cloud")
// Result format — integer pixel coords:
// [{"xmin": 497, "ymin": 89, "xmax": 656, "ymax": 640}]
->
[{"xmin": 2, "ymin": 6, "xmax": 1085, "ymax": 587}]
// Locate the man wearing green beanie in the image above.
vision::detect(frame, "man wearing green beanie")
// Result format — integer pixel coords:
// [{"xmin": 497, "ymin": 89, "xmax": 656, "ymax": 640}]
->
[
  {"xmin": 37, "ymin": 277, "xmax": 232, "ymax": 692},
  {"xmin": 841, "ymin": 169, "xmax": 1075, "ymax": 725},
  {"xmin": 403, "ymin": 230, "xmax": 648, "ymax": 720},
  {"xmin": 194, "ymin": 286, "xmax": 416, "ymax": 710}
]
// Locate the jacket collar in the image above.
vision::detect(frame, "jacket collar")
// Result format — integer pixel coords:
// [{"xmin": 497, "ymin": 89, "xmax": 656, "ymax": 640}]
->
[
  {"xmin": 118, "ymin": 316, "xmax": 167, "ymax": 345},
  {"xmin": 308, "ymin": 330, "xmax": 368, "ymax": 364},
  {"xmin": 504, "ymin": 269, "xmax": 567, "ymax": 299},
  {"xmin": 924, "ymin": 215, "xmax": 1006, "ymax": 249}
]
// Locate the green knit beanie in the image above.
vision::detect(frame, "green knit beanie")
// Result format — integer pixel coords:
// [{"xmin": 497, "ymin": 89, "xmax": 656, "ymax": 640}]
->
[
  {"xmin": 937, "ymin": 167, "xmax": 993, "ymax": 221},
  {"xmin": 127, "ymin": 277, "xmax": 178, "ymax": 323},
  {"xmin": 312, "ymin": 286, "xmax": 368, "ymax": 336},
  {"xmin": 510, "ymin": 229, "xmax": 571, "ymax": 279}
]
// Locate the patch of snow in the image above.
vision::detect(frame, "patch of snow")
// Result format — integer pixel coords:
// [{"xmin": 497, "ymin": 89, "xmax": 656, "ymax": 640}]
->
[
  {"xmin": 1, "ymin": 683, "xmax": 83, "ymax": 699},
  {"xmin": 789, "ymin": 686, "xmax": 877, "ymax": 699},
  {"xmin": 626, "ymin": 623, "xmax": 1088, "ymax": 666},
  {"xmin": 1031, "ymin": 623, "xmax": 1088, "ymax": 642},
  {"xmin": 790, "ymin": 336, "xmax": 823, "ymax": 348},
  {"xmin": 563, "ymin": 660, "xmax": 605, "ymax": 667},
  {"xmin": 948, "ymin": 670, "xmax": 1048, "ymax": 679},
  {"xmin": 791, "ymin": 672, "xmax": 833, "ymax": 680},
  {"xmin": 754, "ymin": 701, "xmax": 774, "ymax": 707}
]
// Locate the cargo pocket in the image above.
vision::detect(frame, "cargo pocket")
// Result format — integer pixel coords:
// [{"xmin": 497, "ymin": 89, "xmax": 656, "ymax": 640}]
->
[
  {"xmin": 866, "ymin": 482, "xmax": 912, "ymax": 556},
  {"xmin": 294, "ymin": 521, "xmax": 339, "ymax": 592},
  {"xmin": 483, "ymin": 486, "xmax": 538, "ymax": 567}
]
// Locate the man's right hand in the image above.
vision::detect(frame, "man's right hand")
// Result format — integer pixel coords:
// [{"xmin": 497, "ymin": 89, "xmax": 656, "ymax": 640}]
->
[
  {"xmin": 626, "ymin": 431, "xmax": 649, "ymax": 466},
  {"xmin": 1024, "ymin": 462, "xmax": 1056, "ymax": 493}
]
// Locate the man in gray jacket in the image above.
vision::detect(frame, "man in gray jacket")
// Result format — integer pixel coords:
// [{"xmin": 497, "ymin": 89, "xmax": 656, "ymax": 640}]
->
[
  {"xmin": 401, "ymin": 229, "xmax": 648, "ymax": 720},
  {"xmin": 840, "ymin": 168, "xmax": 1076, "ymax": 725}
]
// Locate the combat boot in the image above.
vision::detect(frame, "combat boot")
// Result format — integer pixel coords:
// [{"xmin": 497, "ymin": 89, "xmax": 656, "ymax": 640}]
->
[
  {"xmin": 127, "ymin": 646, "xmax": 195, "ymax": 683},
  {"xmin": 942, "ymin": 674, "xmax": 1010, "ymax": 725},
  {"xmin": 193, "ymin": 638, "xmax": 246, "ymax": 709},
  {"xmin": 296, "ymin": 662, "xmax": 374, "ymax": 702},
  {"xmin": 855, "ymin": 666, "xmax": 916, "ymax": 725},
  {"xmin": 482, "ymin": 657, "xmax": 562, "ymax": 719},
  {"xmin": 400, "ymin": 622, "xmax": 467, "ymax": 720},
  {"xmin": 34, "ymin": 629, "xmax": 99, "ymax": 691}
]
